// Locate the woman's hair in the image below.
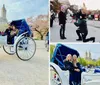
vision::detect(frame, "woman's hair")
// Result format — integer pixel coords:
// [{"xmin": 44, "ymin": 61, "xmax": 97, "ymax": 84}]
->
[
  {"xmin": 73, "ymin": 54, "xmax": 78, "ymax": 62},
  {"xmin": 63, "ymin": 54, "xmax": 72, "ymax": 62},
  {"xmin": 66, "ymin": 54, "xmax": 72, "ymax": 61}
]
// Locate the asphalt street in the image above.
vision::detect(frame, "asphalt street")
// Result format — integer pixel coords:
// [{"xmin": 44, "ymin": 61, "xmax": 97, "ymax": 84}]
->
[
  {"xmin": 50, "ymin": 20, "xmax": 100, "ymax": 43},
  {"xmin": 0, "ymin": 40, "xmax": 49, "ymax": 85}
]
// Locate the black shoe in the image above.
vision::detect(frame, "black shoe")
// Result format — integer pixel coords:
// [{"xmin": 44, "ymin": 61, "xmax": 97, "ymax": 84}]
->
[
  {"xmin": 60, "ymin": 38, "xmax": 64, "ymax": 39},
  {"xmin": 63, "ymin": 37, "xmax": 67, "ymax": 39},
  {"xmin": 76, "ymin": 38, "xmax": 82, "ymax": 41},
  {"xmin": 60, "ymin": 37, "xmax": 64, "ymax": 39},
  {"xmin": 92, "ymin": 37, "xmax": 95, "ymax": 42}
]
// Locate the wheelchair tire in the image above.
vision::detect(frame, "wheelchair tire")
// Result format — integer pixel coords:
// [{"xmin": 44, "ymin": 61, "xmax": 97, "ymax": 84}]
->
[
  {"xmin": 50, "ymin": 65, "xmax": 62, "ymax": 85},
  {"xmin": 16, "ymin": 37, "xmax": 36, "ymax": 61},
  {"xmin": 3, "ymin": 45, "xmax": 15, "ymax": 55}
]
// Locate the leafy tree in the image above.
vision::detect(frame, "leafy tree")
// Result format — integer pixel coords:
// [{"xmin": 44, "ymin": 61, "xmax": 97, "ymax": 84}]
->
[
  {"xmin": 50, "ymin": 45, "xmax": 55, "ymax": 60},
  {"xmin": 78, "ymin": 57, "xmax": 100, "ymax": 66}
]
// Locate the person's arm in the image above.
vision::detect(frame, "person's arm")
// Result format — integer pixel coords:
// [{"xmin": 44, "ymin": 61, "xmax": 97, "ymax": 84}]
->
[
  {"xmin": 14, "ymin": 29, "xmax": 19, "ymax": 36},
  {"xmin": 74, "ymin": 19, "xmax": 82, "ymax": 27},
  {"xmin": 4, "ymin": 29, "xmax": 8, "ymax": 35},
  {"xmin": 77, "ymin": 63, "xmax": 83, "ymax": 72},
  {"xmin": 64, "ymin": 61, "xmax": 74, "ymax": 72}
]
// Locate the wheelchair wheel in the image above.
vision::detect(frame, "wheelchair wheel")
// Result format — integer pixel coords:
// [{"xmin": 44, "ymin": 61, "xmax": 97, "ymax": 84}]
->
[
  {"xmin": 50, "ymin": 65, "xmax": 62, "ymax": 85},
  {"xmin": 16, "ymin": 37, "xmax": 36, "ymax": 61},
  {"xmin": 3, "ymin": 45, "xmax": 15, "ymax": 55}
]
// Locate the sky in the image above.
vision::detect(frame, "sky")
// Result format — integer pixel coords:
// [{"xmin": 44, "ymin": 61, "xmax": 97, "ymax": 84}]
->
[
  {"xmin": 0, "ymin": 0, "xmax": 48, "ymax": 21},
  {"xmin": 69, "ymin": 0, "xmax": 100, "ymax": 10},
  {"xmin": 51, "ymin": 43, "xmax": 100, "ymax": 59}
]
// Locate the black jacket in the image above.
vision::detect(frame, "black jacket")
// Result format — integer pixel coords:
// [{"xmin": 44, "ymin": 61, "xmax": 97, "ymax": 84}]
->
[
  {"xmin": 79, "ymin": 20, "xmax": 88, "ymax": 33},
  {"xmin": 64, "ymin": 61, "xmax": 74, "ymax": 82},
  {"xmin": 5, "ymin": 28, "xmax": 12, "ymax": 36},
  {"xmin": 73, "ymin": 62, "xmax": 82, "ymax": 83},
  {"xmin": 64, "ymin": 61, "xmax": 74, "ymax": 72},
  {"xmin": 74, "ymin": 19, "xmax": 88, "ymax": 33},
  {"xmin": 58, "ymin": 11, "xmax": 66, "ymax": 25}
]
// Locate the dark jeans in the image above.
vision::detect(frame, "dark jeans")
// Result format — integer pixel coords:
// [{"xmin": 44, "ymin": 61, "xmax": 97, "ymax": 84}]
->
[
  {"xmin": 76, "ymin": 29, "xmax": 94, "ymax": 42},
  {"xmin": 7, "ymin": 35, "xmax": 14, "ymax": 44},
  {"xmin": 70, "ymin": 81, "xmax": 81, "ymax": 85},
  {"xmin": 69, "ymin": 81, "xmax": 73, "ymax": 85},
  {"xmin": 50, "ymin": 19, "xmax": 54, "ymax": 27},
  {"xmin": 60, "ymin": 24, "xmax": 65, "ymax": 38},
  {"xmin": 73, "ymin": 82, "xmax": 81, "ymax": 85}
]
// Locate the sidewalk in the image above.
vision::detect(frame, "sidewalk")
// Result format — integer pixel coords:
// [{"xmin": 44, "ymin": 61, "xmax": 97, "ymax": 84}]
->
[{"xmin": 87, "ymin": 20, "xmax": 100, "ymax": 28}]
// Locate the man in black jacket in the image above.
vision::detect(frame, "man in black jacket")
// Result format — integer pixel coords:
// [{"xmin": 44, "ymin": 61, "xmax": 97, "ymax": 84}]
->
[
  {"xmin": 58, "ymin": 6, "xmax": 67, "ymax": 39},
  {"xmin": 74, "ymin": 9, "xmax": 95, "ymax": 42}
]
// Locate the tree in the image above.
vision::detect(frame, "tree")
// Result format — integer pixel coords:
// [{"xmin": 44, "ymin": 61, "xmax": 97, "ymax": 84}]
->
[
  {"xmin": 27, "ymin": 15, "xmax": 49, "ymax": 40},
  {"xmin": 78, "ymin": 57, "xmax": 87, "ymax": 66},
  {"xmin": 50, "ymin": 45, "xmax": 55, "ymax": 60},
  {"xmin": 32, "ymin": 25, "xmax": 48, "ymax": 40},
  {"xmin": 50, "ymin": 0, "xmax": 61, "ymax": 13}
]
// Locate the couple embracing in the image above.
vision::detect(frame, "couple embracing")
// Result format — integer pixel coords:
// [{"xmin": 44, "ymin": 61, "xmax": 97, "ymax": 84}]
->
[{"xmin": 64, "ymin": 54, "xmax": 82, "ymax": 85}]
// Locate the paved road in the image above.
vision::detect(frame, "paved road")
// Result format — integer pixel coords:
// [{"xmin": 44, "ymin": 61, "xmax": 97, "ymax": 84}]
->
[
  {"xmin": 50, "ymin": 20, "xmax": 100, "ymax": 42},
  {"xmin": 0, "ymin": 40, "xmax": 48, "ymax": 85},
  {"xmin": 87, "ymin": 20, "xmax": 100, "ymax": 28}
]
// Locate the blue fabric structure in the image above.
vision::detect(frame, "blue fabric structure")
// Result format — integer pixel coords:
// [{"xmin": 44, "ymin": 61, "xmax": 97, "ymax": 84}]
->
[
  {"xmin": 10, "ymin": 19, "xmax": 32, "ymax": 36},
  {"xmin": 94, "ymin": 67, "xmax": 100, "ymax": 73},
  {"xmin": 51, "ymin": 44, "xmax": 80, "ymax": 70}
]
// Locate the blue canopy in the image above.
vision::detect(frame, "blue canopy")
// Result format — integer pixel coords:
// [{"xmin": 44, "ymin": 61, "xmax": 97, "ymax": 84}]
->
[
  {"xmin": 51, "ymin": 44, "xmax": 80, "ymax": 70},
  {"xmin": 10, "ymin": 19, "xmax": 31, "ymax": 35}
]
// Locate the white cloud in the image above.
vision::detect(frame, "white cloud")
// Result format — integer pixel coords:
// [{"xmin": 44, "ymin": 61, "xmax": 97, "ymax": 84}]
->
[{"xmin": 69, "ymin": 0, "xmax": 100, "ymax": 10}]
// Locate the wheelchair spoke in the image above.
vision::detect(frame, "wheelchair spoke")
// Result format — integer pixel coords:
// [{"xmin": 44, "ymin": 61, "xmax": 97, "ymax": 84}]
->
[{"xmin": 16, "ymin": 37, "xmax": 36, "ymax": 61}]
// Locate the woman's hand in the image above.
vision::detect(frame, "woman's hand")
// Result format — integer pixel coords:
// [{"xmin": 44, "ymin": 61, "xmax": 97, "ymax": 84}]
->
[
  {"xmin": 60, "ymin": 24, "xmax": 63, "ymax": 26},
  {"xmin": 74, "ymin": 69, "xmax": 80, "ymax": 72}
]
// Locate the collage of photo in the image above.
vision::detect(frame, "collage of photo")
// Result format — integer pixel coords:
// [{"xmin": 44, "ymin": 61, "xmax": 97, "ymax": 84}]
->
[
  {"xmin": 50, "ymin": 0, "xmax": 100, "ymax": 85},
  {"xmin": 0, "ymin": 0, "xmax": 100, "ymax": 85}
]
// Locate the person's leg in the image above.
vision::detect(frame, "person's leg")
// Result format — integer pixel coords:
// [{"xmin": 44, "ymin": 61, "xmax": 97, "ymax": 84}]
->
[
  {"xmin": 82, "ymin": 32, "xmax": 87, "ymax": 42},
  {"xmin": 89, "ymin": 37, "xmax": 95, "ymax": 42},
  {"xmin": 50, "ymin": 19, "xmax": 53, "ymax": 27},
  {"xmin": 11, "ymin": 36, "xmax": 14, "ymax": 44},
  {"xmin": 60, "ymin": 25, "xmax": 63, "ymax": 39},
  {"xmin": 7, "ymin": 36, "xmax": 10, "ymax": 44},
  {"xmin": 78, "ymin": 82, "xmax": 81, "ymax": 85},
  {"xmin": 76, "ymin": 29, "xmax": 82, "ymax": 41},
  {"xmin": 69, "ymin": 76, "xmax": 74, "ymax": 85},
  {"xmin": 69, "ymin": 80, "xmax": 73, "ymax": 85},
  {"xmin": 82, "ymin": 32, "xmax": 95, "ymax": 42},
  {"xmin": 62, "ymin": 24, "xmax": 66, "ymax": 39}
]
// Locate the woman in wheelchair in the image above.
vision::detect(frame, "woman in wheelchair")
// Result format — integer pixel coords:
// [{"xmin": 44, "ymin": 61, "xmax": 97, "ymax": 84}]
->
[
  {"xmin": 5, "ymin": 24, "xmax": 18, "ymax": 44},
  {"xmin": 64, "ymin": 54, "xmax": 82, "ymax": 85}
]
